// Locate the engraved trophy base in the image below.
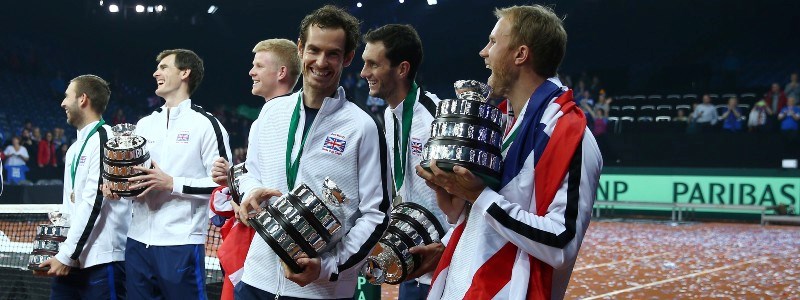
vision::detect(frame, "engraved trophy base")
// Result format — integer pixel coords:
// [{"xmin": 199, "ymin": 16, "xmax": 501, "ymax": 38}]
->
[{"xmin": 419, "ymin": 159, "xmax": 500, "ymax": 190}]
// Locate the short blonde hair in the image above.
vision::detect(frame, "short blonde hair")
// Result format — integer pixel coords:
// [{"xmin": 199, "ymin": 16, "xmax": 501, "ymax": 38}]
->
[
  {"xmin": 252, "ymin": 39, "xmax": 301, "ymax": 85},
  {"xmin": 495, "ymin": 5, "xmax": 566, "ymax": 78}
]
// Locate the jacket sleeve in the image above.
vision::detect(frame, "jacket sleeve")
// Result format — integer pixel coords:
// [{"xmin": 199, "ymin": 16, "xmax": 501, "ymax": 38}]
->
[
  {"xmin": 171, "ymin": 118, "xmax": 232, "ymax": 198},
  {"xmin": 237, "ymin": 117, "xmax": 264, "ymax": 197},
  {"xmin": 37, "ymin": 141, "xmax": 47, "ymax": 165},
  {"xmin": 55, "ymin": 133, "xmax": 106, "ymax": 267},
  {"xmin": 470, "ymin": 135, "xmax": 601, "ymax": 269},
  {"xmin": 318, "ymin": 118, "xmax": 391, "ymax": 282}
]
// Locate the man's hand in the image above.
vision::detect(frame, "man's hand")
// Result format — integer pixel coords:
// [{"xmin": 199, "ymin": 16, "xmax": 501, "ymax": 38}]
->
[
  {"xmin": 101, "ymin": 182, "xmax": 121, "ymax": 200},
  {"xmin": 415, "ymin": 160, "xmax": 485, "ymax": 203},
  {"xmin": 211, "ymin": 157, "xmax": 231, "ymax": 186},
  {"xmin": 128, "ymin": 160, "xmax": 173, "ymax": 198},
  {"xmin": 237, "ymin": 188, "xmax": 282, "ymax": 226},
  {"xmin": 285, "ymin": 254, "xmax": 321, "ymax": 287},
  {"xmin": 406, "ymin": 242, "xmax": 445, "ymax": 279},
  {"xmin": 37, "ymin": 257, "xmax": 70, "ymax": 277}
]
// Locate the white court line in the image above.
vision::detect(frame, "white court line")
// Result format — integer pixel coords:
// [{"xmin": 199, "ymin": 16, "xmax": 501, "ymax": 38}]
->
[
  {"xmin": 581, "ymin": 257, "xmax": 768, "ymax": 300},
  {"xmin": 574, "ymin": 253, "xmax": 670, "ymax": 271}
]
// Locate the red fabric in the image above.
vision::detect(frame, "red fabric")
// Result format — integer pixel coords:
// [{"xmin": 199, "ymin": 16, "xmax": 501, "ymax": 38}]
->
[
  {"xmin": 37, "ymin": 140, "xmax": 56, "ymax": 167},
  {"xmin": 431, "ymin": 222, "xmax": 466, "ymax": 285},
  {"xmin": 217, "ymin": 218, "xmax": 255, "ymax": 300},
  {"xmin": 463, "ymin": 243, "xmax": 517, "ymax": 299},
  {"xmin": 764, "ymin": 91, "xmax": 788, "ymax": 113}
]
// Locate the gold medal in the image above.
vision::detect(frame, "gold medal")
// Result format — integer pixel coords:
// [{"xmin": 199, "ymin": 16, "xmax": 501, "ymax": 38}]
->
[{"xmin": 70, "ymin": 192, "xmax": 75, "ymax": 203}]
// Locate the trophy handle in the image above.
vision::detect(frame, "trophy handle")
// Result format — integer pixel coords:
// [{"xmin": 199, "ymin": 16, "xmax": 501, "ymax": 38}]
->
[{"xmin": 321, "ymin": 177, "xmax": 348, "ymax": 207}]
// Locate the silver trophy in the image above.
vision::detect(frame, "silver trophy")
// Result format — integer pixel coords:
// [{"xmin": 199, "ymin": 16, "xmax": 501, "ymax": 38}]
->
[
  {"xmin": 420, "ymin": 80, "xmax": 505, "ymax": 189},
  {"xmin": 361, "ymin": 202, "xmax": 446, "ymax": 285},
  {"xmin": 102, "ymin": 123, "xmax": 150, "ymax": 196},
  {"xmin": 248, "ymin": 177, "xmax": 347, "ymax": 273},
  {"xmin": 28, "ymin": 212, "xmax": 70, "ymax": 271},
  {"xmin": 226, "ymin": 162, "xmax": 248, "ymax": 204}
]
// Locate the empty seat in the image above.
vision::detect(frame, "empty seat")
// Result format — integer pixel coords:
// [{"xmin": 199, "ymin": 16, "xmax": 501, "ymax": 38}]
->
[
  {"xmin": 647, "ymin": 95, "xmax": 662, "ymax": 101},
  {"xmin": 737, "ymin": 104, "xmax": 750, "ymax": 112},
  {"xmin": 715, "ymin": 104, "xmax": 728, "ymax": 115},
  {"xmin": 675, "ymin": 104, "xmax": 691, "ymax": 111},
  {"xmin": 632, "ymin": 95, "xmax": 646, "ymax": 101},
  {"xmin": 617, "ymin": 95, "xmax": 632, "ymax": 100},
  {"xmin": 640, "ymin": 105, "xmax": 656, "ymax": 110},
  {"xmin": 708, "ymin": 94, "xmax": 719, "ymax": 102},
  {"xmin": 656, "ymin": 105, "xmax": 672, "ymax": 111},
  {"xmin": 655, "ymin": 116, "xmax": 672, "ymax": 122},
  {"xmin": 666, "ymin": 94, "xmax": 682, "ymax": 100},
  {"xmin": 721, "ymin": 93, "xmax": 737, "ymax": 99},
  {"xmin": 637, "ymin": 116, "xmax": 654, "ymax": 122},
  {"xmin": 683, "ymin": 94, "xmax": 698, "ymax": 102},
  {"xmin": 621, "ymin": 105, "xmax": 637, "ymax": 112}
]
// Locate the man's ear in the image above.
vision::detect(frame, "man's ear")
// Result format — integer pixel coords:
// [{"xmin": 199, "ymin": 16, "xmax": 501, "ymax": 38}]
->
[
  {"xmin": 514, "ymin": 45, "xmax": 531, "ymax": 66},
  {"xmin": 397, "ymin": 61, "xmax": 411, "ymax": 80},
  {"xmin": 277, "ymin": 66, "xmax": 288, "ymax": 81},
  {"xmin": 180, "ymin": 69, "xmax": 191, "ymax": 80},
  {"xmin": 79, "ymin": 93, "xmax": 90, "ymax": 109},
  {"xmin": 343, "ymin": 50, "xmax": 355, "ymax": 68}
]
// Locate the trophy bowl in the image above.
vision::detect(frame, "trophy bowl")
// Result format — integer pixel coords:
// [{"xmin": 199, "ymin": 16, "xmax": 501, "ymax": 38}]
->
[
  {"xmin": 421, "ymin": 90, "xmax": 505, "ymax": 189},
  {"xmin": 29, "ymin": 212, "xmax": 69, "ymax": 272},
  {"xmin": 248, "ymin": 179, "xmax": 345, "ymax": 273},
  {"xmin": 102, "ymin": 123, "xmax": 150, "ymax": 197},
  {"xmin": 226, "ymin": 162, "xmax": 247, "ymax": 204},
  {"xmin": 361, "ymin": 202, "xmax": 445, "ymax": 285}
]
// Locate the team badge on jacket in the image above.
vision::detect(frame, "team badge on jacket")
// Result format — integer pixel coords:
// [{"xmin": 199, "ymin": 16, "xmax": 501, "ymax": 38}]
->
[
  {"xmin": 322, "ymin": 133, "xmax": 347, "ymax": 156},
  {"xmin": 79, "ymin": 156, "xmax": 87, "ymax": 165},
  {"xmin": 176, "ymin": 130, "xmax": 190, "ymax": 143},
  {"xmin": 410, "ymin": 137, "xmax": 423, "ymax": 157}
]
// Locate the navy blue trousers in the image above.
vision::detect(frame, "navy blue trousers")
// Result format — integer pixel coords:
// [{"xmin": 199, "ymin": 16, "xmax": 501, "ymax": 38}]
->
[
  {"xmin": 125, "ymin": 238, "xmax": 207, "ymax": 300},
  {"xmin": 234, "ymin": 281, "xmax": 351, "ymax": 300},
  {"xmin": 50, "ymin": 261, "xmax": 126, "ymax": 300},
  {"xmin": 398, "ymin": 280, "xmax": 430, "ymax": 300}
]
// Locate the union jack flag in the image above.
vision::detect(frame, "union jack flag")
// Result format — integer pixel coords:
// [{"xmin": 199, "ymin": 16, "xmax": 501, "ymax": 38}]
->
[
  {"xmin": 410, "ymin": 141, "xmax": 423, "ymax": 156},
  {"xmin": 322, "ymin": 135, "xmax": 347, "ymax": 155},
  {"xmin": 177, "ymin": 133, "xmax": 189, "ymax": 142}
]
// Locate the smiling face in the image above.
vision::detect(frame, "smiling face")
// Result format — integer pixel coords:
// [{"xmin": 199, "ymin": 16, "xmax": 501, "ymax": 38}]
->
[
  {"xmin": 299, "ymin": 25, "xmax": 353, "ymax": 96},
  {"xmin": 60, "ymin": 82, "xmax": 83, "ymax": 128},
  {"xmin": 249, "ymin": 51, "xmax": 281, "ymax": 98},
  {"xmin": 360, "ymin": 41, "xmax": 400, "ymax": 101},
  {"xmin": 152, "ymin": 54, "xmax": 185, "ymax": 98},
  {"xmin": 479, "ymin": 17, "xmax": 517, "ymax": 99}
]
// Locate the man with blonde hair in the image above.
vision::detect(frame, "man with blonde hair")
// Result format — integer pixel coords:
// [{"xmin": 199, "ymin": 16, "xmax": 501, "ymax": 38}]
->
[
  {"xmin": 209, "ymin": 38, "xmax": 301, "ymax": 300},
  {"xmin": 417, "ymin": 5, "xmax": 602, "ymax": 299}
]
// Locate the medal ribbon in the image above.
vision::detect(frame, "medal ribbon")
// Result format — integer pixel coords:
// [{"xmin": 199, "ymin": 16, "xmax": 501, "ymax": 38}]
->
[{"xmin": 70, "ymin": 119, "xmax": 105, "ymax": 195}]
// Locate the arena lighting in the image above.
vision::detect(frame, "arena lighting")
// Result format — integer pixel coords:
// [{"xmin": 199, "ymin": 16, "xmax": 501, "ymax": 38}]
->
[
  {"xmin": 155, "ymin": 5, "xmax": 164, "ymax": 12},
  {"xmin": 109, "ymin": 4, "xmax": 119, "ymax": 12},
  {"xmin": 399, "ymin": 0, "xmax": 404, "ymax": 3},
  {"xmin": 147, "ymin": 6, "xmax": 154, "ymax": 12},
  {"xmin": 357, "ymin": 2, "xmax": 362, "ymax": 8},
  {"xmin": 782, "ymin": 159, "xmax": 797, "ymax": 169},
  {"xmin": 208, "ymin": 5, "xmax": 218, "ymax": 14},
  {"xmin": 427, "ymin": 0, "xmax": 437, "ymax": 4},
  {"xmin": 99, "ymin": 0, "xmax": 103, "ymax": 5},
  {"xmin": 135, "ymin": 5, "xmax": 145, "ymax": 13}
]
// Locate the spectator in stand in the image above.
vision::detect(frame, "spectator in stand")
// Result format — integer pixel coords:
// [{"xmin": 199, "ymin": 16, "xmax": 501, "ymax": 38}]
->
[
  {"xmin": 111, "ymin": 107, "xmax": 127, "ymax": 125},
  {"xmin": 764, "ymin": 83, "xmax": 787, "ymax": 114},
  {"xmin": 589, "ymin": 75, "xmax": 602, "ymax": 96},
  {"xmin": 17, "ymin": 119, "xmax": 33, "ymax": 137},
  {"xmin": 594, "ymin": 94, "xmax": 610, "ymax": 117},
  {"xmin": 3, "ymin": 136, "xmax": 30, "ymax": 183},
  {"xmin": 57, "ymin": 143, "xmax": 69, "ymax": 174},
  {"xmin": 37, "ymin": 131, "xmax": 57, "ymax": 179},
  {"xmin": 747, "ymin": 100, "xmax": 773, "ymax": 133},
  {"xmin": 785, "ymin": 73, "xmax": 799, "ymax": 101},
  {"xmin": 718, "ymin": 97, "xmax": 743, "ymax": 132},
  {"xmin": 579, "ymin": 90, "xmax": 595, "ymax": 107},
  {"xmin": 574, "ymin": 80, "xmax": 587, "ymax": 97},
  {"xmin": 692, "ymin": 94, "xmax": 718, "ymax": 132},
  {"xmin": 778, "ymin": 97, "xmax": 800, "ymax": 132},
  {"xmin": 674, "ymin": 109, "xmax": 689, "ymax": 122},
  {"xmin": 592, "ymin": 108, "xmax": 607, "ymax": 135},
  {"xmin": 52, "ymin": 127, "xmax": 68, "ymax": 148},
  {"xmin": 31, "ymin": 127, "xmax": 41, "ymax": 144}
]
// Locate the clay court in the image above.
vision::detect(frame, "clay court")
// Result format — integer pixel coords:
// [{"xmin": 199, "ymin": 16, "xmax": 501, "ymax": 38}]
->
[{"xmin": 379, "ymin": 220, "xmax": 800, "ymax": 299}]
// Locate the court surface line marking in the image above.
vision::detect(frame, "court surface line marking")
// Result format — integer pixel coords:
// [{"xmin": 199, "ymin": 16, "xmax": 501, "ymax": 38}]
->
[
  {"xmin": 574, "ymin": 253, "xmax": 670, "ymax": 271},
  {"xmin": 581, "ymin": 257, "xmax": 768, "ymax": 300}
]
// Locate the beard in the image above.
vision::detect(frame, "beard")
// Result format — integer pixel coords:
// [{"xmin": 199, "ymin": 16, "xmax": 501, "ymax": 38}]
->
[{"xmin": 488, "ymin": 62, "xmax": 514, "ymax": 99}]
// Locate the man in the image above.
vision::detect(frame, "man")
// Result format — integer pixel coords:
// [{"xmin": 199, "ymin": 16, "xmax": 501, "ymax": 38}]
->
[
  {"xmin": 209, "ymin": 38, "xmax": 301, "ymax": 300},
  {"xmin": 234, "ymin": 5, "xmax": 391, "ymax": 299},
  {"xmin": 719, "ymin": 97, "xmax": 743, "ymax": 132},
  {"xmin": 692, "ymin": 94, "xmax": 718, "ymax": 132},
  {"xmin": 38, "ymin": 74, "xmax": 129, "ymax": 299},
  {"xmin": 105, "ymin": 49, "xmax": 232, "ymax": 299},
  {"xmin": 416, "ymin": 5, "xmax": 603, "ymax": 299},
  {"xmin": 778, "ymin": 97, "xmax": 800, "ymax": 132},
  {"xmin": 359, "ymin": 24, "xmax": 446, "ymax": 299}
]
